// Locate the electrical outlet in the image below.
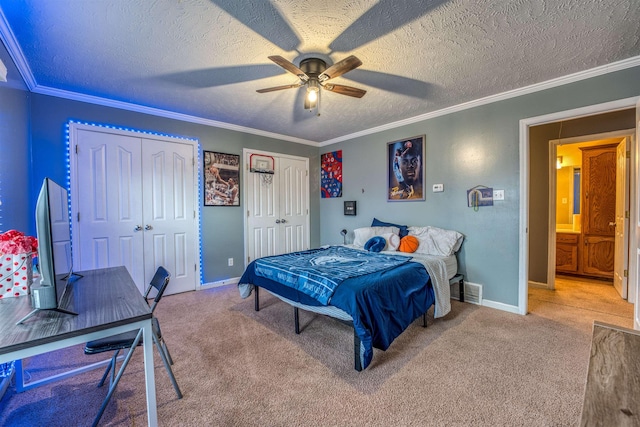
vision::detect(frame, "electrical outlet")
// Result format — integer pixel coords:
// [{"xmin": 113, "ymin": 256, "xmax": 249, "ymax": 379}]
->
[
  {"xmin": 493, "ymin": 190, "xmax": 505, "ymax": 201},
  {"xmin": 432, "ymin": 184, "xmax": 444, "ymax": 192},
  {"xmin": 228, "ymin": 258, "xmax": 233, "ymax": 267}
]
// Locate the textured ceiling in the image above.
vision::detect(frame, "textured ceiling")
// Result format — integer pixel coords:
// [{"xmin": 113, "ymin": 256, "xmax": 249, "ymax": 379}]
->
[{"xmin": 1, "ymin": 0, "xmax": 639, "ymax": 144}]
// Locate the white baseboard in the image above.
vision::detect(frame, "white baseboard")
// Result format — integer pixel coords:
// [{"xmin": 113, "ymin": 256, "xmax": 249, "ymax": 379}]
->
[
  {"xmin": 528, "ymin": 280, "xmax": 550, "ymax": 289},
  {"xmin": 482, "ymin": 299, "xmax": 521, "ymax": 314},
  {"xmin": 200, "ymin": 277, "xmax": 239, "ymax": 290}
]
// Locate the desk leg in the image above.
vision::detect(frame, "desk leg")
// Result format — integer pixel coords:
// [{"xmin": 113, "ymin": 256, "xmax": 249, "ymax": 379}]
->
[{"xmin": 142, "ymin": 320, "xmax": 158, "ymax": 427}]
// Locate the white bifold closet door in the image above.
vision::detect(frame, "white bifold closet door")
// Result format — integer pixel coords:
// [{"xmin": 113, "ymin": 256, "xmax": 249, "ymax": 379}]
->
[
  {"xmin": 245, "ymin": 150, "xmax": 309, "ymax": 263},
  {"xmin": 72, "ymin": 127, "xmax": 197, "ymax": 295}
]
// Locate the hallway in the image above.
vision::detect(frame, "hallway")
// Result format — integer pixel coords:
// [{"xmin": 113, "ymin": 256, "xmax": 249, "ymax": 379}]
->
[{"xmin": 528, "ymin": 276, "xmax": 634, "ymax": 329}]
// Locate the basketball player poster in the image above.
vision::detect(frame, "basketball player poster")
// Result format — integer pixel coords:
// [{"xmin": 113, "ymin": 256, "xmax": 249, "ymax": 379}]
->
[{"xmin": 387, "ymin": 135, "xmax": 425, "ymax": 201}]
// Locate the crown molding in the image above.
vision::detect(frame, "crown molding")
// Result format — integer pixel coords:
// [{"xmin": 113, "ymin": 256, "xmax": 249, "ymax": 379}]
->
[
  {"xmin": 319, "ymin": 55, "xmax": 640, "ymax": 146},
  {"xmin": 0, "ymin": 8, "xmax": 36, "ymax": 90}
]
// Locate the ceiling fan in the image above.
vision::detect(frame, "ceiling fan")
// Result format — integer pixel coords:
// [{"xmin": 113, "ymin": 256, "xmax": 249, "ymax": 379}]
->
[{"xmin": 256, "ymin": 55, "xmax": 366, "ymax": 110}]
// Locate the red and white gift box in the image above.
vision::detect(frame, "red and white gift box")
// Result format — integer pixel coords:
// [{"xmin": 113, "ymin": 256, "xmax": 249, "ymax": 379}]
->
[{"xmin": 0, "ymin": 253, "xmax": 33, "ymax": 298}]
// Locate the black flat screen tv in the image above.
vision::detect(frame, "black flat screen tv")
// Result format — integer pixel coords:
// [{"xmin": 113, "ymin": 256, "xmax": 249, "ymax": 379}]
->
[{"xmin": 16, "ymin": 178, "xmax": 78, "ymax": 324}]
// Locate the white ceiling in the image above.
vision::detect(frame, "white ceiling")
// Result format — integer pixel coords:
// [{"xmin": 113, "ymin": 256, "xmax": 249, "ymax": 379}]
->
[{"xmin": 1, "ymin": 0, "xmax": 639, "ymax": 145}]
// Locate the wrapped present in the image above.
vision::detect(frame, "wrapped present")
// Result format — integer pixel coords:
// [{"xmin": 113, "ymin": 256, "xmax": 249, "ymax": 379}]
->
[{"xmin": 0, "ymin": 253, "xmax": 33, "ymax": 298}]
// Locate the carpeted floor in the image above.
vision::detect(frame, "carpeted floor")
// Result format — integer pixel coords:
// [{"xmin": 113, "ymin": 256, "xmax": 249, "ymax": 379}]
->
[{"xmin": 0, "ymin": 276, "xmax": 634, "ymax": 426}]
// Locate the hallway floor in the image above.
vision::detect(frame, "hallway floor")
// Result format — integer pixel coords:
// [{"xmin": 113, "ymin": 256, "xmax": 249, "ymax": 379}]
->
[{"xmin": 528, "ymin": 275, "xmax": 634, "ymax": 329}]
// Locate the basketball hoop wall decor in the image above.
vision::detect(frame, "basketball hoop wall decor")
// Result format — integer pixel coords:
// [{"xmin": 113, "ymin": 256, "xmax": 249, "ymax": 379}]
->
[
  {"xmin": 249, "ymin": 153, "xmax": 275, "ymax": 186},
  {"xmin": 203, "ymin": 151, "xmax": 240, "ymax": 206}
]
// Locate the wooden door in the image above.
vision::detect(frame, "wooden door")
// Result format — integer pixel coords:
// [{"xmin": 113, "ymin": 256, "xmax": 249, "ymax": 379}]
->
[{"xmin": 581, "ymin": 144, "xmax": 616, "ymax": 278}]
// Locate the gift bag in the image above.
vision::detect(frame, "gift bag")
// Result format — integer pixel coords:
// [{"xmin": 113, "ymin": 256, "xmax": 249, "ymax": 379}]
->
[{"xmin": 0, "ymin": 253, "xmax": 33, "ymax": 298}]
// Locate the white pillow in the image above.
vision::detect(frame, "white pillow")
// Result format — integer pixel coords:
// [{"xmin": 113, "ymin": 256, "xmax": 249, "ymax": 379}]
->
[
  {"xmin": 381, "ymin": 233, "xmax": 400, "ymax": 251},
  {"xmin": 408, "ymin": 226, "xmax": 464, "ymax": 256},
  {"xmin": 353, "ymin": 226, "xmax": 400, "ymax": 248}
]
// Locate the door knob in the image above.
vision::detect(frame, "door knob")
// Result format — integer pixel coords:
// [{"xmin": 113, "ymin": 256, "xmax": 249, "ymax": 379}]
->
[
  {"xmin": 280, "ymin": 219, "xmax": 287, "ymax": 224},
  {"xmin": 608, "ymin": 222, "xmax": 616, "ymax": 227},
  {"xmin": 134, "ymin": 225, "xmax": 142, "ymax": 231},
  {"xmin": 275, "ymin": 219, "xmax": 281, "ymax": 224},
  {"xmin": 145, "ymin": 224, "xmax": 153, "ymax": 230}
]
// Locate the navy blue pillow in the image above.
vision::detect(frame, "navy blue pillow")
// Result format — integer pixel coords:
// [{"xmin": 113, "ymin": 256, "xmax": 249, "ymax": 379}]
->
[
  {"xmin": 371, "ymin": 218, "xmax": 409, "ymax": 238},
  {"xmin": 364, "ymin": 236, "xmax": 386, "ymax": 252}
]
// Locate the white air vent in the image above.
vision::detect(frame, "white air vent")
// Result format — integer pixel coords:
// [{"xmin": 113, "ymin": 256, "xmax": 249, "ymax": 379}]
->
[{"xmin": 450, "ymin": 280, "xmax": 482, "ymax": 305}]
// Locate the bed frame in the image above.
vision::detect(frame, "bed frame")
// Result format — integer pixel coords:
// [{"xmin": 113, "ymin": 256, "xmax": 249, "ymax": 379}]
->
[{"xmin": 252, "ymin": 273, "xmax": 465, "ymax": 371}]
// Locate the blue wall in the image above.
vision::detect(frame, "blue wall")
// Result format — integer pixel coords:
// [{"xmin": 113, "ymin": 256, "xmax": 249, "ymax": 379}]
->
[
  {"xmin": 0, "ymin": 87, "xmax": 30, "ymax": 233},
  {"xmin": 9, "ymin": 92, "xmax": 320, "ymax": 284}
]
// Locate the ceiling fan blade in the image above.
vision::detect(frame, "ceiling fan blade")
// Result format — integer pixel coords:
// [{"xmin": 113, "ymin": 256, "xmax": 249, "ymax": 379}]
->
[
  {"xmin": 318, "ymin": 56, "xmax": 362, "ymax": 82},
  {"xmin": 256, "ymin": 83, "xmax": 302, "ymax": 93},
  {"xmin": 322, "ymin": 83, "xmax": 366, "ymax": 98},
  {"xmin": 268, "ymin": 56, "xmax": 309, "ymax": 82}
]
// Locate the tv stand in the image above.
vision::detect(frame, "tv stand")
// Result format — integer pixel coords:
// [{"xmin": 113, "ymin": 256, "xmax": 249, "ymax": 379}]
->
[{"xmin": 16, "ymin": 306, "xmax": 78, "ymax": 325}]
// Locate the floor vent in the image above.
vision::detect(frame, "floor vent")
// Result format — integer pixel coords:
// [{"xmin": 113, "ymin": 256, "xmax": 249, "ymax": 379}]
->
[{"xmin": 450, "ymin": 281, "xmax": 482, "ymax": 305}]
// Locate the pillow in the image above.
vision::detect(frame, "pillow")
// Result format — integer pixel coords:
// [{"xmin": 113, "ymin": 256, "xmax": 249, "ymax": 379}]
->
[
  {"xmin": 364, "ymin": 236, "xmax": 386, "ymax": 252},
  {"xmin": 371, "ymin": 218, "xmax": 409, "ymax": 238},
  {"xmin": 408, "ymin": 226, "xmax": 464, "ymax": 256},
  {"xmin": 353, "ymin": 226, "xmax": 400, "ymax": 247},
  {"xmin": 381, "ymin": 233, "xmax": 400, "ymax": 251},
  {"xmin": 398, "ymin": 235, "xmax": 419, "ymax": 253}
]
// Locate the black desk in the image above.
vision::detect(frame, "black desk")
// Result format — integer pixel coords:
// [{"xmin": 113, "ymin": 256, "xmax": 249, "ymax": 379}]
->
[{"xmin": 0, "ymin": 266, "xmax": 158, "ymax": 426}]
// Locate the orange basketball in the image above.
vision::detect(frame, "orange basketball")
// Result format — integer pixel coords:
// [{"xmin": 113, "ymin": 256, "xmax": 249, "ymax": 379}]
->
[{"xmin": 398, "ymin": 235, "xmax": 419, "ymax": 253}]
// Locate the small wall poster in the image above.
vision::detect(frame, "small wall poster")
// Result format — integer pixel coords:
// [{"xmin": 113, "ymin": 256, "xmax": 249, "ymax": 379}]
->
[{"xmin": 321, "ymin": 150, "xmax": 342, "ymax": 198}]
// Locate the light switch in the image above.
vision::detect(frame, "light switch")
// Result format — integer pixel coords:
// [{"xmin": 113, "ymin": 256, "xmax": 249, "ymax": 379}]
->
[
  {"xmin": 432, "ymin": 184, "xmax": 444, "ymax": 192},
  {"xmin": 493, "ymin": 190, "xmax": 505, "ymax": 200}
]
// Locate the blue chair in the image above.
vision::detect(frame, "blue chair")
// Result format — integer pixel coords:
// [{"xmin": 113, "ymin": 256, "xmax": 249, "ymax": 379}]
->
[{"xmin": 84, "ymin": 266, "xmax": 182, "ymax": 426}]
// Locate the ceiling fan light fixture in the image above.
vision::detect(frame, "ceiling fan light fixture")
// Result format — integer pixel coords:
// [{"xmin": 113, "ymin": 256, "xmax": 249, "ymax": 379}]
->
[{"xmin": 307, "ymin": 78, "xmax": 319, "ymax": 103}]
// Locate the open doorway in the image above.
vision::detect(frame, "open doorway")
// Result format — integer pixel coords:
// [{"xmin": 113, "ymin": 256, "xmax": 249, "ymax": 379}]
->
[
  {"xmin": 522, "ymin": 105, "xmax": 637, "ymax": 323},
  {"xmin": 548, "ymin": 132, "xmax": 633, "ymax": 299}
]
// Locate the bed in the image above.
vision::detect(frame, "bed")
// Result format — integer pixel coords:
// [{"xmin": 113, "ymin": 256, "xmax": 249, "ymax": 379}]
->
[{"xmin": 238, "ymin": 223, "xmax": 464, "ymax": 371}]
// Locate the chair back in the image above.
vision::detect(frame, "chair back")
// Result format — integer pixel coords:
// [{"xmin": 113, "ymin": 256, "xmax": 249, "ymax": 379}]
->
[{"xmin": 144, "ymin": 266, "xmax": 171, "ymax": 312}]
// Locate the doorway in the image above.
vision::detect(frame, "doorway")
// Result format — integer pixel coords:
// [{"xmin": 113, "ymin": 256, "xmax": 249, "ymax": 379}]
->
[
  {"xmin": 547, "ymin": 131, "xmax": 633, "ymax": 300},
  {"xmin": 519, "ymin": 99, "xmax": 639, "ymax": 329}
]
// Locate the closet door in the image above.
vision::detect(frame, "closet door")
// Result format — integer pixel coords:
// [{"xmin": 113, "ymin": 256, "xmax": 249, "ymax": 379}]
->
[
  {"xmin": 72, "ymin": 125, "xmax": 197, "ymax": 295},
  {"xmin": 245, "ymin": 151, "xmax": 309, "ymax": 263},
  {"xmin": 142, "ymin": 140, "xmax": 196, "ymax": 295},
  {"xmin": 581, "ymin": 144, "xmax": 616, "ymax": 278},
  {"xmin": 74, "ymin": 130, "xmax": 145, "ymax": 287}
]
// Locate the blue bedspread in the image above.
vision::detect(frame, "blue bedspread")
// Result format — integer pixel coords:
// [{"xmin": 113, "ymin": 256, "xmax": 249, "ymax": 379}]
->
[
  {"xmin": 253, "ymin": 246, "xmax": 410, "ymax": 305},
  {"xmin": 239, "ymin": 247, "xmax": 434, "ymax": 369}
]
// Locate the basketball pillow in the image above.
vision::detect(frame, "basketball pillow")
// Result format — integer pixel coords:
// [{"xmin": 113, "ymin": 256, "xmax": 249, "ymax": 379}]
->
[{"xmin": 398, "ymin": 235, "xmax": 419, "ymax": 253}]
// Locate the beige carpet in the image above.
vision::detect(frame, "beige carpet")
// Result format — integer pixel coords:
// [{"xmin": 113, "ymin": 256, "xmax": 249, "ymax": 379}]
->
[{"xmin": 0, "ymin": 277, "xmax": 634, "ymax": 426}]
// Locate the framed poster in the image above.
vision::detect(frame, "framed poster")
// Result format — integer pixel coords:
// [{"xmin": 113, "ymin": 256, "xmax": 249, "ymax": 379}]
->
[
  {"xmin": 203, "ymin": 151, "xmax": 240, "ymax": 206},
  {"xmin": 321, "ymin": 150, "xmax": 342, "ymax": 198},
  {"xmin": 387, "ymin": 135, "xmax": 425, "ymax": 201}
]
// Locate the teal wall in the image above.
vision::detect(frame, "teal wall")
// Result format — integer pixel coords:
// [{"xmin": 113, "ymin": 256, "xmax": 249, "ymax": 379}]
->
[
  {"xmin": 4, "ymin": 55, "xmax": 640, "ymax": 308},
  {"xmin": 320, "ymin": 66, "xmax": 640, "ymax": 308}
]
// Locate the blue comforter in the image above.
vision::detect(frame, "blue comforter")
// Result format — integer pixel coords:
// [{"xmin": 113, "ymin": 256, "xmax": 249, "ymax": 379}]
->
[{"xmin": 239, "ymin": 247, "xmax": 434, "ymax": 369}]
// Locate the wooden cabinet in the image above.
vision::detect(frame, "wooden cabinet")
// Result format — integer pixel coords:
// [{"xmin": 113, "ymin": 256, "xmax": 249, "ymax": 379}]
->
[
  {"xmin": 580, "ymin": 145, "xmax": 616, "ymax": 279},
  {"xmin": 556, "ymin": 233, "xmax": 579, "ymax": 274}
]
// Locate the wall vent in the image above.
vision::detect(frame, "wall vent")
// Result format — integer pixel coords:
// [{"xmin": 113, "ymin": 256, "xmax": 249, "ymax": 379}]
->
[{"xmin": 450, "ymin": 281, "xmax": 482, "ymax": 305}]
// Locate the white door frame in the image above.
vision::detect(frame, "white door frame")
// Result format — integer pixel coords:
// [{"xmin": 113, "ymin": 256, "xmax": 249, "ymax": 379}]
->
[
  {"xmin": 546, "ymin": 130, "xmax": 634, "ymax": 290},
  {"xmin": 519, "ymin": 97, "xmax": 640, "ymax": 323},
  {"xmin": 68, "ymin": 121, "xmax": 201, "ymax": 292}
]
